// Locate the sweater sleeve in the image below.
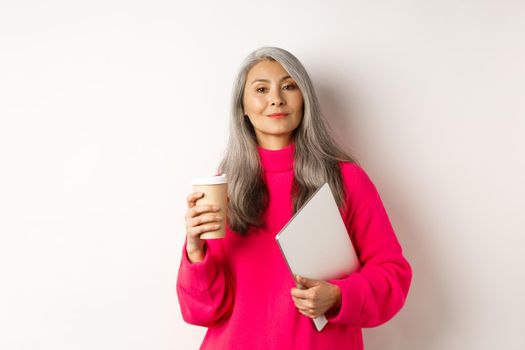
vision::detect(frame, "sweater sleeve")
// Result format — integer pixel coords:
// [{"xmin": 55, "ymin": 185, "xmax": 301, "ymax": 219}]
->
[
  {"xmin": 176, "ymin": 236, "xmax": 236, "ymax": 327},
  {"xmin": 325, "ymin": 163, "xmax": 412, "ymax": 328}
]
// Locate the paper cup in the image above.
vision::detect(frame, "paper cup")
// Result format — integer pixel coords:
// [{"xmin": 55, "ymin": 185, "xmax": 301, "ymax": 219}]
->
[{"xmin": 192, "ymin": 174, "xmax": 228, "ymax": 239}]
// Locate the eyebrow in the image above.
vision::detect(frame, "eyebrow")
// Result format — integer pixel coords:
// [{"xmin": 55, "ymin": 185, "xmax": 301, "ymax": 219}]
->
[{"xmin": 250, "ymin": 75, "xmax": 292, "ymax": 85}]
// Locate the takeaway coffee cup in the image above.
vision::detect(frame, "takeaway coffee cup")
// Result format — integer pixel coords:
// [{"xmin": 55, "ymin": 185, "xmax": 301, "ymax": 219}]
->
[{"xmin": 192, "ymin": 174, "xmax": 228, "ymax": 239}]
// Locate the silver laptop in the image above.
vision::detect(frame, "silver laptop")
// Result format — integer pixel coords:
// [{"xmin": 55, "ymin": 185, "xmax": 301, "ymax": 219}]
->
[{"xmin": 275, "ymin": 183, "xmax": 360, "ymax": 331}]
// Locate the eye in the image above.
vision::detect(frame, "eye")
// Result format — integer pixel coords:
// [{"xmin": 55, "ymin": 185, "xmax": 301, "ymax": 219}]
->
[
  {"xmin": 256, "ymin": 87, "xmax": 267, "ymax": 93},
  {"xmin": 283, "ymin": 83, "xmax": 297, "ymax": 90}
]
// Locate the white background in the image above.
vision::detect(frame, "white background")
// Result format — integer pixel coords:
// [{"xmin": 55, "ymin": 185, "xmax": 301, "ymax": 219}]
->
[{"xmin": 1, "ymin": 1, "xmax": 524, "ymax": 349}]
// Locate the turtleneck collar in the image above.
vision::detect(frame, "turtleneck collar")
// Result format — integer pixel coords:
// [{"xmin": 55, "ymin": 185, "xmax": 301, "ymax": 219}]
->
[{"xmin": 256, "ymin": 142, "xmax": 295, "ymax": 172}]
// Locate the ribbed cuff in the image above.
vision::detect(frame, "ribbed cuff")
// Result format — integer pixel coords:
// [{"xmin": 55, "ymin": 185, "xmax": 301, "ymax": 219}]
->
[
  {"xmin": 326, "ymin": 273, "xmax": 366, "ymax": 326},
  {"xmin": 178, "ymin": 239, "xmax": 217, "ymax": 293}
]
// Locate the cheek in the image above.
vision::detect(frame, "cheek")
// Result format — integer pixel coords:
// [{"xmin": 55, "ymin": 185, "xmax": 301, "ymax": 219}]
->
[
  {"xmin": 244, "ymin": 94, "xmax": 266, "ymax": 113},
  {"xmin": 293, "ymin": 97, "xmax": 304, "ymax": 119},
  {"xmin": 293, "ymin": 94, "xmax": 304, "ymax": 110}
]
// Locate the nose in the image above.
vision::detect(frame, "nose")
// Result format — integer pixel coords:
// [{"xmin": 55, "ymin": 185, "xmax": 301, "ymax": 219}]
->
[{"xmin": 270, "ymin": 90, "xmax": 286, "ymax": 106}]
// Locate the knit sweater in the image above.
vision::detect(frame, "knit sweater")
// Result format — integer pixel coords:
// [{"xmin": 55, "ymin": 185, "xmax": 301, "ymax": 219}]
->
[{"xmin": 176, "ymin": 142, "xmax": 412, "ymax": 350}]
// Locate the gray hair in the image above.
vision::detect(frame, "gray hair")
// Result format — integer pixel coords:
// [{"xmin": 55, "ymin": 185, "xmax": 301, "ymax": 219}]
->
[{"xmin": 218, "ymin": 46, "xmax": 358, "ymax": 234}]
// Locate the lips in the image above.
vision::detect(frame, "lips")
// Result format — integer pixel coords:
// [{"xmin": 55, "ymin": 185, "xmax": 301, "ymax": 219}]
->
[{"xmin": 268, "ymin": 113, "xmax": 289, "ymax": 119}]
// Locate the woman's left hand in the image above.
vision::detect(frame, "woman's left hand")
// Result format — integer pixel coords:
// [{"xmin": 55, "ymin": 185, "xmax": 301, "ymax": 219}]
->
[{"xmin": 290, "ymin": 275, "xmax": 342, "ymax": 319}]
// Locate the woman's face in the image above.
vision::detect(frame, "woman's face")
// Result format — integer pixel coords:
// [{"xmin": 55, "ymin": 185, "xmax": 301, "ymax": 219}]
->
[{"xmin": 242, "ymin": 60, "xmax": 304, "ymax": 149}]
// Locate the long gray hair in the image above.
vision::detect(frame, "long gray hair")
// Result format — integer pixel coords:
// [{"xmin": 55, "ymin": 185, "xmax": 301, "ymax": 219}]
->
[{"xmin": 218, "ymin": 46, "xmax": 358, "ymax": 235}]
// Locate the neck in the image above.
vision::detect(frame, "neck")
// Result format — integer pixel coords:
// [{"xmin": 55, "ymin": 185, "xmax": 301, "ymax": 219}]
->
[{"xmin": 255, "ymin": 134, "xmax": 294, "ymax": 150}]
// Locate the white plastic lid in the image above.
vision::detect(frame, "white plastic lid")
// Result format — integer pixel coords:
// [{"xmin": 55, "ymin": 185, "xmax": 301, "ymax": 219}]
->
[{"xmin": 192, "ymin": 174, "xmax": 228, "ymax": 185}]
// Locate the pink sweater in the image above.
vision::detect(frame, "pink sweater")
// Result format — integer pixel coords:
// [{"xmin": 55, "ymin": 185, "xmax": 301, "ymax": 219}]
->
[{"xmin": 177, "ymin": 143, "xmax": 412, "ymax": 349}]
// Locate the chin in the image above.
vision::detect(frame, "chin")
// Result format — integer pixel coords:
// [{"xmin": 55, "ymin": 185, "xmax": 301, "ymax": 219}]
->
[{"xmin": 266, "ymin": 127, "xmax": 295, "ymax": 135}]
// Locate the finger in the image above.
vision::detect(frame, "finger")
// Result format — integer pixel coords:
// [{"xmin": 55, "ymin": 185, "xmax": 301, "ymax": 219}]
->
[
  {"xmin": 292, "ymin": 285, "xmax": 317, "ymax": 299},
  {"xmin": 187, "ymin": 204, "xmax": 220, "ymax": 219},
  {"xmin": 293, "ymin": 296, "xmax": 315, "ymax": 309},
  {"xmin": 186, "ymin": 192, "xmax": 204, "ymax": 208},
  {"xmin": 292, "ymin": 296, "xmax": 318, "ymax": 316},
  {"xmin": 292, "ymin": 298, "xmax": 308, "ymax": 312},
  {"xmin": 297, "ymin": 307, "xmax": 317, "ymax": 319},
  {"xmin": 190, "ymin": 213, "xmax": 223, "ymax": 227},
  {"xmin": 296, "ymin": 275, "xmax": 320, "ymax": 288},
  {"xmin": 292, "ymin": 296, "xmax": 311, "ymax": 311},
  {"xmin": 291, "ymin": 295, "xmax": 302, "ymax": 305},
  {"xmin": 291, "ymin": 288, "xmax": 310, "ymax": 299},
  {"xmin": 187, "ymin": 223, "xmax": 221, "ymax": 239}
]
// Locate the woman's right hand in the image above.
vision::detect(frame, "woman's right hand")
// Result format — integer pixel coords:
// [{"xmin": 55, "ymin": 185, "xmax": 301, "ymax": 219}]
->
[{"xmin": 184, "ymin": 192, "xmax": 222, "ymax": 263}]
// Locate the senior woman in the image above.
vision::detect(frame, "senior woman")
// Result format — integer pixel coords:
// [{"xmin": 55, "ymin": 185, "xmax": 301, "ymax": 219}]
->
[{"xmin": 177, "ymin": 46, "xmax": 412, "ymax": 350}]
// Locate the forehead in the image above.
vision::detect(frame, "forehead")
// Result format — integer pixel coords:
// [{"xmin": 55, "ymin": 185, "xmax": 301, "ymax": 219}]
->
[{"xmin": 246, "ymin": 60, "xmax": 290, "ymax": 81}]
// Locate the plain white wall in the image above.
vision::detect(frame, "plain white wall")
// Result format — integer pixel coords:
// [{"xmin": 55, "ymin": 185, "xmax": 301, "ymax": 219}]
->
[{"xmin": 1, "ymin": 1, "xmax": 524, "ymax": 349}]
